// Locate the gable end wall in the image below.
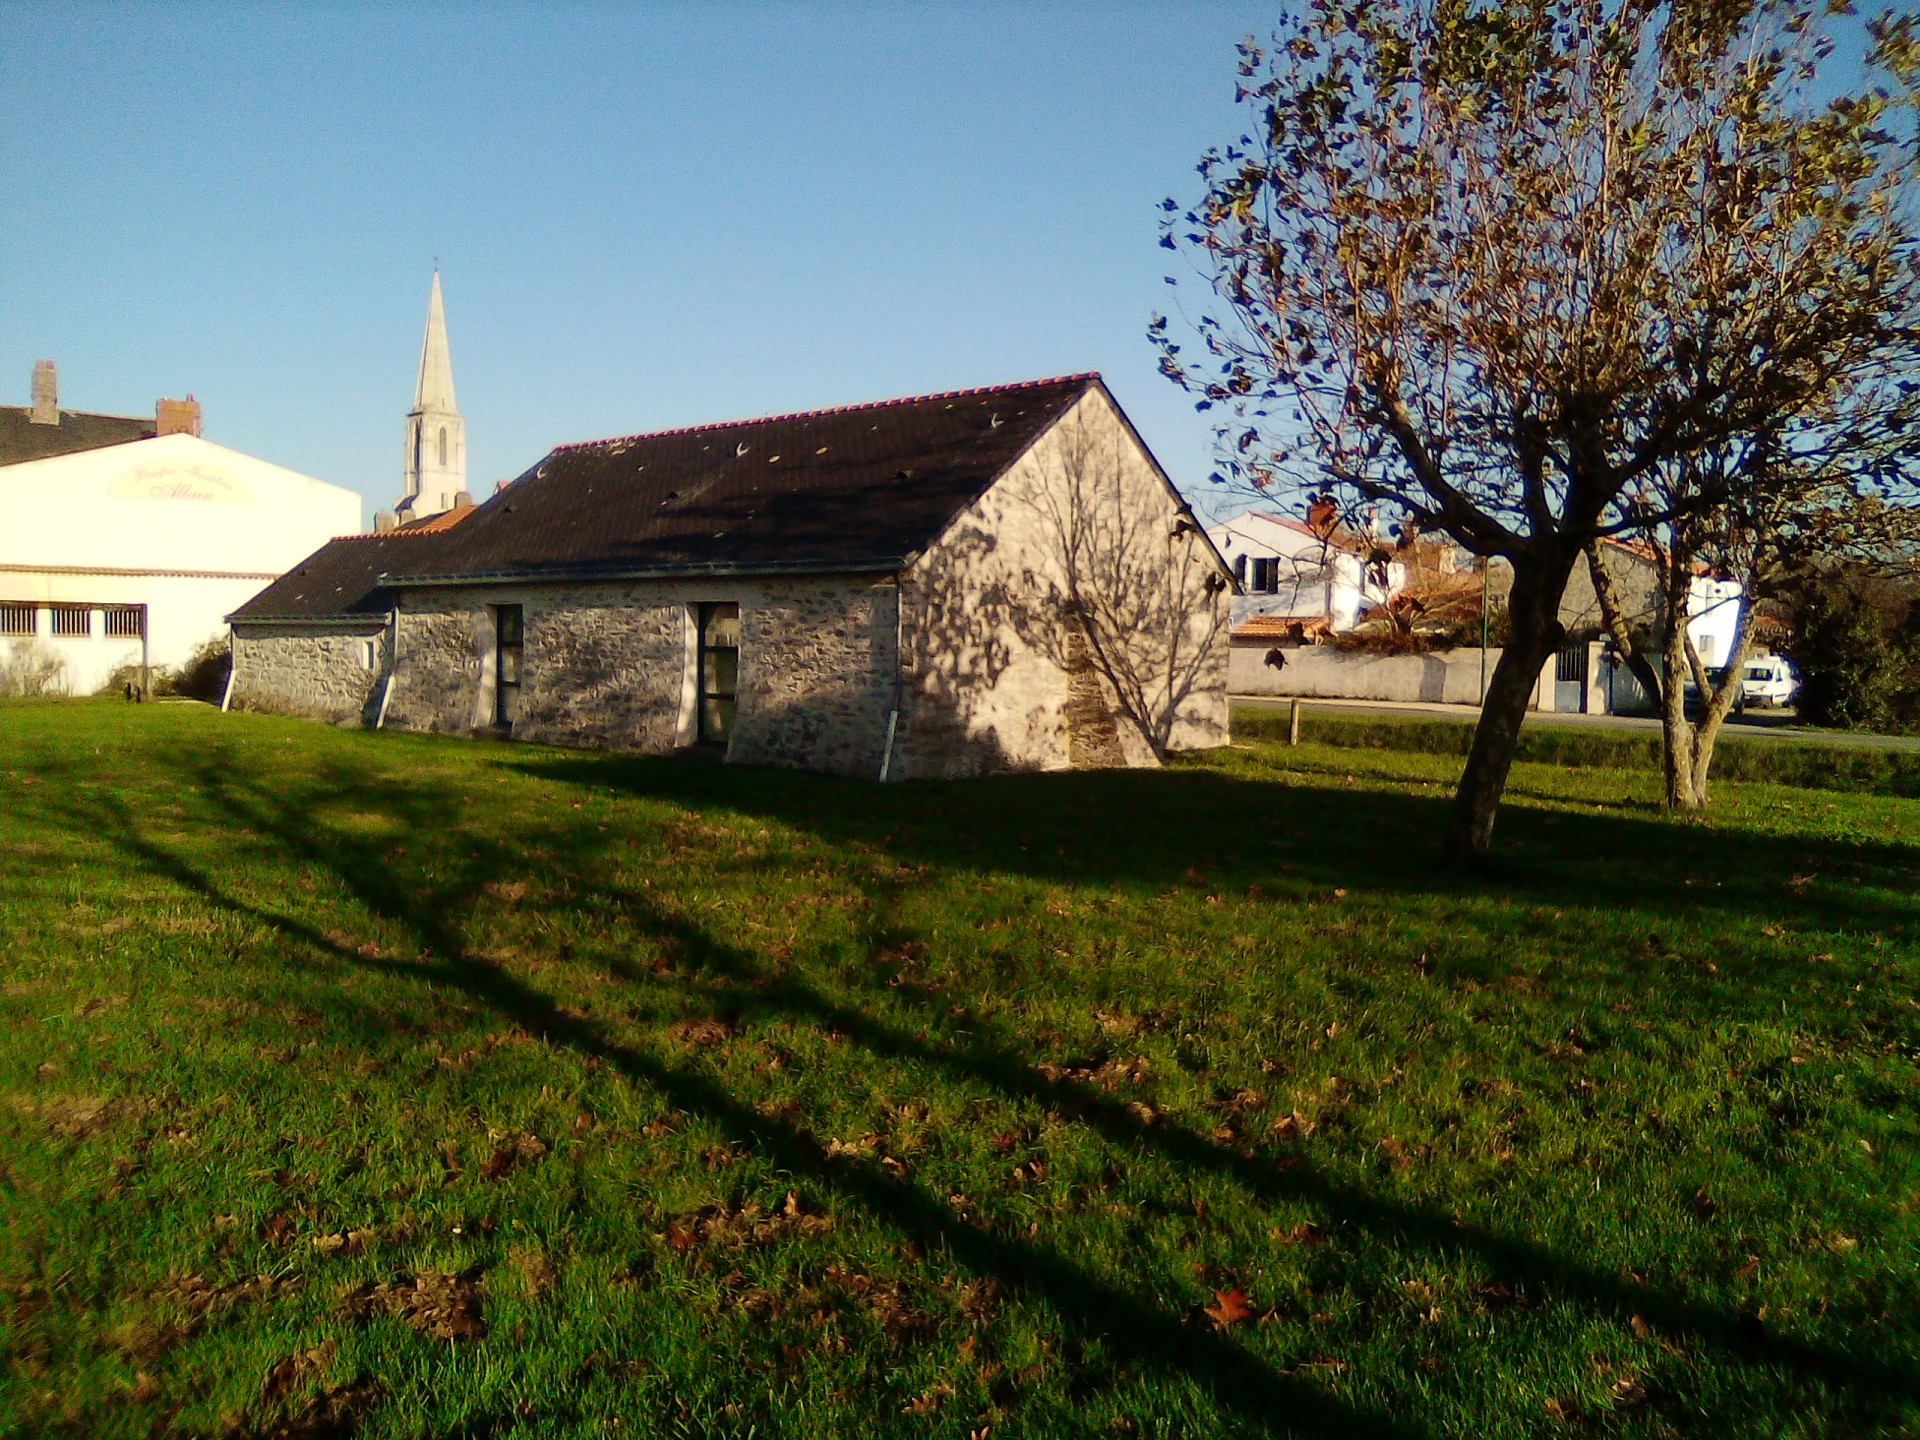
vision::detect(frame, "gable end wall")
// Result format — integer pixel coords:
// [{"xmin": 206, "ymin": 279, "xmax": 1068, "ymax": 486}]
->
[{"xmin": 896, "ymin": 389, "xmax": 1230, "ymax": 778}]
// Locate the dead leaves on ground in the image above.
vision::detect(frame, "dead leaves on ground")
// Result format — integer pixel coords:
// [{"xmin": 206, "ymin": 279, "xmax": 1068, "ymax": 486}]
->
[
  {"xmin": 480, "ymin": 1131, "xmax": 549, "ymax": 1181},
  {"xmin": 1203, "ymin": 1287, "xmax": 1259, "ymax": 1327},
  {"xmin": 261, "ymin": 1340, "xmax": 337, "ymax": 1405},
  {"xmin": 664, "ymin": 1191, "xmax": 832, "ymax": 1255},
  {"xmin": 340, "ymin": 1270, "xmax": 486, "ymax": 1342}
]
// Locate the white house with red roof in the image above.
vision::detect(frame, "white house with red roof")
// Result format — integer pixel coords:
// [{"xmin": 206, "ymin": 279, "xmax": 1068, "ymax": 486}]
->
[{"xmin": 1204, "ymin": 508, "xmax": 1406, "ymax": 640}]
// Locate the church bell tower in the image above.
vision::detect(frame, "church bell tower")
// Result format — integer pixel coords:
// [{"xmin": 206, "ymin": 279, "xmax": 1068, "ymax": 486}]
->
[{"xmin": 400, "ymin": 271, "xmax": 467, "ymax": 519}]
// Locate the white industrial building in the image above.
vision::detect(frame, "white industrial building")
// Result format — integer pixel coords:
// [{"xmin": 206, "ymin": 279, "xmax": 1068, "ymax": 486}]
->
[{"xmin": 1, "ymin": 364, "xmax": 361, "ymax": 695}]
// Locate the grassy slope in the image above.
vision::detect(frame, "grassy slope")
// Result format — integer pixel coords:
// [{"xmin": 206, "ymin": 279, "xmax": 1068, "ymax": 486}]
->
[{"xmin": 1, "ymin": 701, "xmax": 1916, "ymax": 1439}]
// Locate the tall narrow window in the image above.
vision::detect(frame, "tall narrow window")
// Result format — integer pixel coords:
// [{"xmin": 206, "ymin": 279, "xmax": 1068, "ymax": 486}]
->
[
  {"xmin": 696, "ymin": 602, "xmax": 740, "ymax": 743},
  {"xmin": 495, "ymin": 604, "xmax": 523, "ymax": 726},
  {"xmin": 439, "ymin": 427, "xmax": 449, "ymax": 467}
]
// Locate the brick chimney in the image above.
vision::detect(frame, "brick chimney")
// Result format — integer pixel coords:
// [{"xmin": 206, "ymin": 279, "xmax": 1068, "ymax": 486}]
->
[
  {"xmin": 156, "ymin": 394, "xmax": 201, "ymax": 437},
  {"xmin": 29, "ymin": 360, "xmax": 58, "ymax": 425}
]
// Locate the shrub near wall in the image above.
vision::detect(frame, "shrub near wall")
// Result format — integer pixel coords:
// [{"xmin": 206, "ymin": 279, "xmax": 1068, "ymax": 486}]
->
[{"xmin": 1233, "ymin": 705, "xmax": 1920, "ymax": 799}]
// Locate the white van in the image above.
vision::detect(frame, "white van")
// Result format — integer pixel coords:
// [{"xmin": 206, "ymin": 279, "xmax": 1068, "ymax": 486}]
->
[{"xmin": 1741, "ymin": 655, "xmax": 1799, "ymax": 708}]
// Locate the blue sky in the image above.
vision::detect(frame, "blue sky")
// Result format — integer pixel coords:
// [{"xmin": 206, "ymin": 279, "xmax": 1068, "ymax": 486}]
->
[{"xmin": 1, "ymin": 4, "xmax": 1277, "ymax": 525}]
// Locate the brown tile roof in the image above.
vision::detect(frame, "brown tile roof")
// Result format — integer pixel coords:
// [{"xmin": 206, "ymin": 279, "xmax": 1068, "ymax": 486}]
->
[
  {"xmin": 231, "ymin": 374, "xmax": 1103, "ymax": 621},
  {"xmin": 0, "ymin": 407, "xmax": 155, "ymax": 466},
  {"xmin": 1233, "ymin": 614, "xmax": 1331, "ymax": 641},
  {"xmin": 392, "ymin": 504, "xmax": 479, "ymax": 534}
]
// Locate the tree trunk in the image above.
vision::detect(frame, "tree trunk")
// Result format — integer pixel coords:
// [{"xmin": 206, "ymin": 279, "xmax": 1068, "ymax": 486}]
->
[
  {"xmin": 1685, "ymin": 594, "xmax": 1761, "ymax": 808},
  {"xmin": 1660, "ymin": 614, "xmax": 1701, "ymax": 809},
  {"xmin": 1446, "ymin": 555, "xmax": 1570, "ymax": 860}
]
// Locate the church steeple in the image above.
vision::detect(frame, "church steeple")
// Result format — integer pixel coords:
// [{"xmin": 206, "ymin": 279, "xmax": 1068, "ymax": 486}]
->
[{"xmin": 400, "ymin": 270, "xmax": 467, "ymax": 519}]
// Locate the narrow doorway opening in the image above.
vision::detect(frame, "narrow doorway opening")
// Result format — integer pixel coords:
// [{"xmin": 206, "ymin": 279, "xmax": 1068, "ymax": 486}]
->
[
  {"xmin": 696, "ymin": 602, "xmax": 739, "ymax": 744},
  {"xmin": 495, "ymin": 604, "xmax": 523, "ymax": 727}
]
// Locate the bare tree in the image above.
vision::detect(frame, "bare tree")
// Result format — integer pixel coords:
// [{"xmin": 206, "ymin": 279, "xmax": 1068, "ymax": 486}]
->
[
  {"xmin": 1590, "ymin": 426, "xmax": 1920, "ymax": 808},
  {"xmin": 1017, "ymin": 407, "xmax": 1233, "ymax": 763},
  {"xmin": 1155, "ymin": 0, "xmax": 1920, "ymax": 857}
]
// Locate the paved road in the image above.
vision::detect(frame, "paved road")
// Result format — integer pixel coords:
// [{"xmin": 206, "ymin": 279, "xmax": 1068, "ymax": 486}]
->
[{"xmin": 1231, "ymin": 695, "xmax": 1920, "ymax": 752}]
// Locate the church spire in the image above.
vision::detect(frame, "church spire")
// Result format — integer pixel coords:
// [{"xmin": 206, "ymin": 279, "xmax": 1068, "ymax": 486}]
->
[
  {"xmin": 399, "ymin": 270, "xmax": 467, "ymax": 519},
  {"xmin": 415, "ymin": 270, "xmax": 458, "ymax": 412}
]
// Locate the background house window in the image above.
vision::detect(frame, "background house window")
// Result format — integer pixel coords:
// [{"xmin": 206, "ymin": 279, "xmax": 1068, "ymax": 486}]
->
[
  {"xmin": 0, "ymin": 603, "xmax": 34, "ymax": 637},
  {"xmin": 103, "ymin": 607, "xmax": 144, "ymax": 639},
  {"xmin": 1233, "ymin": 555, "xmax": 1248, "ymax": 585},
  {"xmin": 495, "ymin": 605, "xmax": 523, "ymax": 726},
  {"xmin": 696, "ymin": 602, "xmax": 740, "ymax": 743},
  {"xmin": 1251, "ymin": 557, "xmax": 1279, "ymax": 594},
  {"xmin": 49, "ymin": 605, "xmax": 91, "ymax": 638}
]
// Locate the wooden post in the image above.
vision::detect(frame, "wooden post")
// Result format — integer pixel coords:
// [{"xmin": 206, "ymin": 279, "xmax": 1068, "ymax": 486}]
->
[{"xmin": 1288, "ymin": 697, "xmax": 1302, "ymax": 746}]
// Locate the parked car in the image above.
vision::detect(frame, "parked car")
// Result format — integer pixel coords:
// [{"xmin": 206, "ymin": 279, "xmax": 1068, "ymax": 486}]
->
[
  {"xmin": 1682, "ymin": 665, "xmax": 1744, "ymax": 719},
  {"xmin": 1740, "ymin": 655, "xmax": 1799, "ymax": 708}
]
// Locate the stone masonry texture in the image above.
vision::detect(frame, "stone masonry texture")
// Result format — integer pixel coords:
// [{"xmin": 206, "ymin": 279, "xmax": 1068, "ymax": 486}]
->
[
  {"xmin": 229, "ymin": 390, "xmax": 1232, "ymax": 777},
  {"xmin": 231, "ymin": 625, "xmax": 388, "ymax": 724}
]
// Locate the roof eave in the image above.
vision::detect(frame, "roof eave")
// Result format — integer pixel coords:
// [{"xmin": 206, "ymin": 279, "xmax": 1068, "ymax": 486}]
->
[
  {"xmin": 378, "ymin": 557, "xmax": 912, "ymax": 588},
  {"xmin": 227, "ymin": 611, "xmax": 392, "ymax": 627}
]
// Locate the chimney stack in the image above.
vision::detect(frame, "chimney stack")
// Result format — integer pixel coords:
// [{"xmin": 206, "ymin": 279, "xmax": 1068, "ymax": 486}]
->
[
  {"xmin": 29, "ymin": 360, "xmax": 58, "ymax": 425},
  {"xmin": 155, "ymin": 394, "xmax": 202, "ymax": 437}
]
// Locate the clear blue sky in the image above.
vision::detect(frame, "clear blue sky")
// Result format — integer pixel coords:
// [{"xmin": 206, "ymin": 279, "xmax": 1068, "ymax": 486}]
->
[{"xmin": 1, "ymin": 4, "xmax": 1277, "ymax": 526}]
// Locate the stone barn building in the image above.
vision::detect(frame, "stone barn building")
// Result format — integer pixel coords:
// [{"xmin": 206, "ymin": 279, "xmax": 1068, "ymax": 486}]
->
[{"xmin": 227, "ymin": 374, "xmax": 1232, "ymax": 777}]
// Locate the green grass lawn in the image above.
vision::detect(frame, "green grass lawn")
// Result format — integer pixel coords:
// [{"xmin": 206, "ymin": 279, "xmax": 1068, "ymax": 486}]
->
[{"xmin": 2, "ymin": 701, "xmax": 1916, "ymax": 1439}]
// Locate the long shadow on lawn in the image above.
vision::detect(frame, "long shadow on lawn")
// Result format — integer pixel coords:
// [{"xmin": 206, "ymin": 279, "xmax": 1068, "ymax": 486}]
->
[
  {"xmin": 31, "ymin": 740, "xmax": 1920, "ymax": 1433},
  {"xmin": 35, "ymin": 752, "xmax": 1427, "ymax": 1440},
  {"xmin": 510, "ymin": 748, "xmax": 1920, "ymax": 946}
]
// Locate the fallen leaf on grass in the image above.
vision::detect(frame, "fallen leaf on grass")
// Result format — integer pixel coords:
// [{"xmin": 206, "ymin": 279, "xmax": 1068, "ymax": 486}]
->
[
  {"xmin": 480, "ymin": 1132, "xmax": 548, "ymax": 1182},
  {"xmin": 664, "ymin": 1193, "xmax": 832, "ymax": 1255},
  {"xmin": 339, "ymin": 1271, "xmax": 485, "ymax": 1342},
  {"xmin": 247, "ymin": 1378, "xmax": 382, "ymax": 1440},
  {"xmin": 1270, "ymin": 1112, "xmax": 1314, "ymax": 1142},
  {"xmin": 1269, "ymin": 1221, "xmax": 1324, "ymax": 1246},
  {"xmin": 670, "ymin": 1017, "xmax": 732, "ymax": 1047},
  {"xmin": 309, "ymin": 1229, "xmax": 375, "ymax": 1257},
  {"xmin": 513, "ymin": 1248, "xmax": 558, "ymax": 1301},
  {"xmin": 261, "ymin": 1340, "xmax": 337, "ymax": 1404},
  {"xmin": 1204, "ymin": 1288, "xmax": 1257, "ymax": 1327}
]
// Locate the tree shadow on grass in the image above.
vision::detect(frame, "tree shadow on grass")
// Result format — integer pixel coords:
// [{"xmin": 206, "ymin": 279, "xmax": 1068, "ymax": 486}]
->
[
  {"xmin": 25, "ymin": 739, "xmax": 1920, "ymax": 1434},
  {"xmin": 505, "ymin": 749, "xmax": 1920, "ymax": 945},
  {"xmin": 30, "ymin": 753, "xmax": 1427, "ymax": 1440}
]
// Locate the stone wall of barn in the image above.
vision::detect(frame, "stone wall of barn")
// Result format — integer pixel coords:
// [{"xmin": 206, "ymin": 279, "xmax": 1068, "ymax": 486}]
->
[
  {"xmin": 375, "ymin": 575, "xmax": 902, "ymax": 776},
  {"xmin": 895, "ymin": 388, "xmax": 1232, "ymax": 777},
  {"xmin": 230, "ymin": 623, "xmax": 390, "ymax": 724}
]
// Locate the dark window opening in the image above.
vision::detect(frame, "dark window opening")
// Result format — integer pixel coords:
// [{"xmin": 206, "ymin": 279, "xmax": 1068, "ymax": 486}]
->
[
  {"xmin": 49, "ymin": 605, "xmax": 91, "ymax": 638},
  {"xmin": 495, "ymin": 604, "xmax": 523, "ymax": 726},
  {"xmin": 1251, "ymin": 557, "xmax": 1280, "ymax": 594},
  {"xmin": 0, "ymin": 603, "xmax": 35, "ymax": 637},
  {"xmin": 439, "ymin": 426, "xmax": 449, "ymax": 467},
  {"xmin": 697, "ymin": 602, "xmax": 740, "ymax": 744},
  {"xmin": 104, "ymin": 606, "xmax": 144, "ymax": 639},
  {"xmin": 1233, "ymin": 554, "xmax": 1248, "ymax": 585}
]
